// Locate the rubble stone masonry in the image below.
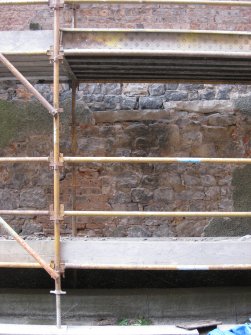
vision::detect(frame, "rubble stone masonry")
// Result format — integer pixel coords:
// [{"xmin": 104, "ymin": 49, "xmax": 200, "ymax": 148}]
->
[{"xmin": 0, "ymin": 4, "xmax": 251, "ymax": 237}]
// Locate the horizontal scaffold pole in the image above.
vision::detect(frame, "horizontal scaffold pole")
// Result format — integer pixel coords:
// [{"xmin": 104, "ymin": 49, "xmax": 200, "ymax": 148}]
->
[
  {"xmin": 0, "ymin": 0, "xmax": 46, "ymax": 3},
  {"xmin": 64, "ymin": 156, "xmax": 251, "ymax": 164},
  {"xmin": 0, "ymin": 53, "xmax": 56, "ymax": 115},
  {"xmin": 66, "ymin": 0, "xmax": 251, "ymax": 5},
  {"xmin": 1, "ymin": 262, "xmax": 251, "ymax": 271},
  {"xmin": 0, "ymin": 157, "xmax": 49, "ymax": 163},
  {"xmin": 64, "ymin": 211, "xmax": 251, "ymax": 217},
  {"xmin": 0, "ymin": 0, "xmax": 251, "ymax": 5},
  {"xmin": 1, "ymin": 156, "xmax": 251, "ymax": 164},
  {"xmin": 65, "ymin": 263, "xmax": 251, "ymax": 271},
  {"xmin": 0, "ymin": 262, "xmax": 41, "ymax": 268},
  {"xmin": 2, "ymin": 210, "xmax": 251, "ymax": 217},
  {"xmin": 64, "ymin": 49, "xmax": 251, "ymax": 58},
  {"xmin": 0, "ymin": 210, "xmax": 49, "ymax": 215},
  {"xmin": 0, "ymin": 217, "xmax": 59, "ymax": 279}
]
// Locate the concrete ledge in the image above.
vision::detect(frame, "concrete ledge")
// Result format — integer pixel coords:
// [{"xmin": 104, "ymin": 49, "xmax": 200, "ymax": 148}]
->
[
  {"xmin": 1, "ymin": 238, "xmax": 251, "ymax": 269},
  {"xmin": 0, "ymin": 288, "xmax": 250, "ymax": 324},
  {"xmin": 0, "ymin": 324, "xmax": 199, "ymax": 335}
]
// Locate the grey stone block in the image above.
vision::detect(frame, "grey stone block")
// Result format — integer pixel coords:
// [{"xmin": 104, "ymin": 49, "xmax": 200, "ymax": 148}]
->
[
  {"xmin": 199, "ymin": 89, "xmax": 215, "ymax": 100},
  {"xmin": 149, "ymin": 84, "xmax": 165, "ymax": 96},
  {"xmin": 120, "ymin": 97, "xmax": 137, "ymax": 110},
  {"xmin": 165, "ymin": 91, "xmax": 188, "ymax": 102},
  {"xmin": 139, "ymin": 97, "xmax": 163, "ymax": 109},
  {"xmin": 166, "ymin": 83, "xmax": 178, "ymax": 90}
]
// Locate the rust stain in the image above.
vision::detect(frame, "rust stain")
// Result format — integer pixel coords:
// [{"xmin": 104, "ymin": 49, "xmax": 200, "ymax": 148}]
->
[{"xmin": 89, "ymin": 32, "xmax": 126, "ymax": 48}]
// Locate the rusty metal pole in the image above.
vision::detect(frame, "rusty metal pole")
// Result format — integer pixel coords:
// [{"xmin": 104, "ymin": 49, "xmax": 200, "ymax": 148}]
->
[
  {"xmin": 71, "ymin": 81, "xmax": 78, "ymax": 236},
  {"xmin": 51, "ymin": 0, "xmax": 64, "ymax": 328}
]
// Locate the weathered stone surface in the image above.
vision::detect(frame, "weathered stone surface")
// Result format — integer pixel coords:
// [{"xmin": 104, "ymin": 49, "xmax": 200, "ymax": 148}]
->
[
  {"xmin": 139, "ymin": 97, "xmax": 163, "ymax": 109},
  {"xmin": 199, "ymin": 89, "xmax": 215, "ymax": 100},
  {"xmin": 166, "ymin": 84, "xmax": 178, "ymax": 90},
  {"xmin": 127, "ymin": 226, "xmax": 151, "ymax": 237},
  {"xmin": 179, "ymin": 84, "xmax": 204, "ymax": 90},
  {"xmin": 206, "ymin": 113, "xmax": 236, "ymax": 127},
  {"xmin": 163, "ymin": 100, "xmax": 234, "ymax": 113},
  {"xmin": 93, "ymin": 109, "xmax": 170, "ymax": 123},
  {"xmin": 201, "ymin": 175, "xmax": 217, "ymax": 187},
  {"xmin": 120, "ymin": 97, "xmax": 137, "ymax": 110},
  {"xmin": 234, "ymin": 95, "xmax": 251, "ymax": 115},
  {"xmin": 165, "ymin": 91, "xmax": 188, "ymax": 102},
  {"xmin": 21, "ymin": 221, "xmax": 43, "ymax": 235},
  {"xmin": 104, "ymin": 95, "xmax": 121, "ymax": 110},
  {"xmin": 103, "ymin": 83, "xmax": 122, "ymax": 95},
  {"xmin": 0, "ymin": 189, "xmax": 19, "ymax": 210},
  {"xmin": 123, "ymin": 83, "xmax": 148, "ymax": 97},
  {"xmin": 149, "ymin": 84, "xmax": 165, "ymax": 96},
  {"xmin": 131, "ymin": 188, "xmax": 153, "ymax": 203},
  {"xmin": 110, "ymin": 191, "xmax": 131, "ymax": 205},
  {"xmin": 19, "ymin": 188, "xmax": 47, "ymax": 209},
  {"xmin": 154, "ymin": 188, "xmax": 174, "ymax": 202},
  {"xmin": 216, "ymin": 86, "xmax": 231, "ymax": 100},
  {"xmin": 0, "ymin": 82, "xmax": 250, "ymax": 238},
  {"xmin": 167, "ymin": 124, "xmax": 180, "ymax": 148},
  {"xmin": 152, "ymin": 224, "xmax": 175, "ymax": 237}
]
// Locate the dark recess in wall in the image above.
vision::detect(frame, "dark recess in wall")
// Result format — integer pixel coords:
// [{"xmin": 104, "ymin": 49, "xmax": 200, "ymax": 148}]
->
[{"xmin": 1, "ymin": 269, "xmax": 251, "ymax": 289}]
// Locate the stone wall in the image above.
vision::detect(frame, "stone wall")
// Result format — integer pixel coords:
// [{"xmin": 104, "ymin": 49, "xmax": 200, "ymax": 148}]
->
[
  {"xmin": 1, "ymin": 4, "xmax": 251, "ymax": 238},
  {"xmin": 0, "ymin": 3, "xmax": 251, "ymax": 31},
  {"xmin": 1, "ymin": 82, "xmax": 251, "ymax": 237}
]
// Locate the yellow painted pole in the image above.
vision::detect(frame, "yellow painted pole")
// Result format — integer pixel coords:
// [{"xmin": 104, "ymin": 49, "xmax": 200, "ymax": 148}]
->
[
  {"xmin": 64, "ymin": 157, "xmax": 251, "ymax": 164},
  {"xmin": 64, "ymin": 210, "xmax": 251, "ymax": 217},
  {"xmin": 52, "ymin": 0, "xmax": 63, "ymax": 328}
]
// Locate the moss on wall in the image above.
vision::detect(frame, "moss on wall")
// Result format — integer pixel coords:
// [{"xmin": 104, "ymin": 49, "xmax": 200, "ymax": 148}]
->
[
  {"xmin": 0, "ymin": 100, "xmax": 51, "ymax": 148},
  {"xmin": 0, "ymin": 98, "xmax": 90, "ymax": 149},
  {"xmin": 204, "ymin": 165, "xmax": 251, "ymax": 237}
]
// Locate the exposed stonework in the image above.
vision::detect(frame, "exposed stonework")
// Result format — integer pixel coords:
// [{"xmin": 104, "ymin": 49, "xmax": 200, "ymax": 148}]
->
[
  {"xmin": 1, "ymin": 4, "xmax": 251, "ymax": 238},
  {"xmin": 0, "ymin": 3, "xmax": 251, "ymax": 31},
  {"xmin": 1, "ymin": 83, "xmax": 251, "ymax": 237}
]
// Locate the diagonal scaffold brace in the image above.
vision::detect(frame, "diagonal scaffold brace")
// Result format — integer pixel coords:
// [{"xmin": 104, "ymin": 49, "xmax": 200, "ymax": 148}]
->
[
  {"xmin": 0, "ymin": 217, "xmax": 59, "ymax": 280},
  {"xmin": 0, "ymin": 53, "xmax": 59, "ymax": 116}
]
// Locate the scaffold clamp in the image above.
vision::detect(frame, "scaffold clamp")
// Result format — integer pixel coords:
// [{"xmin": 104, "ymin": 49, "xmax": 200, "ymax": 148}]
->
[
  {"xmin": 49, "ymin": 204, "xmax": 65, "ymax": 221},
  {"xmin": 50, "ymin": 290, "xmax": 66, "ymax": 295},
  {"xmin": 47, "ymin": 46, "xmax": 64, "ymax": 63},
  {"xmin": 49, "ymin": 152, "xmax": 64, "ymax": 170}
]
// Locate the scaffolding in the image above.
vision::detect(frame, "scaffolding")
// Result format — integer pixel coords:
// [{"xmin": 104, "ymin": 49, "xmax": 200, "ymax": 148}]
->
[{"xmin": 1, "ymin": 0, "xmax": 251, "ymax": 329}]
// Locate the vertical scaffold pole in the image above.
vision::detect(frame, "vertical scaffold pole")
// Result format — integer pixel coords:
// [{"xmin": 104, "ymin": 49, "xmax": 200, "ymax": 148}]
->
[
  {"xmin": 71, "ymin": 4, "xmax": 78, "ymax": 237},
  {"xmin": 71, "ymin": 81, "xmax": 78, "ymax": 237},
  {"xmin": 52, "ymin": 0, "xmax": 63, "ymax": 328}
]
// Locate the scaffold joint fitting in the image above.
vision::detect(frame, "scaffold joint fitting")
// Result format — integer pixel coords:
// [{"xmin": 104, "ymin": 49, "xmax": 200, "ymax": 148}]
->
[
  {"xmin": 49, "ymin": 152, "xmax": 64, "ymax": 170},
  {"xmin": 50, "ymin": 290, "xmax": 66, "ymax": 295},
  {"xmin": 50, "ymin": 261, "xmax": 65, "ymax": 274},
  {"xmin": 47, "ymin": 46, "xmax": 64, "ymax": 64},
  {"xmin": 49, "ymin": 204, "xmax": 64, "ymax": 221}
]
